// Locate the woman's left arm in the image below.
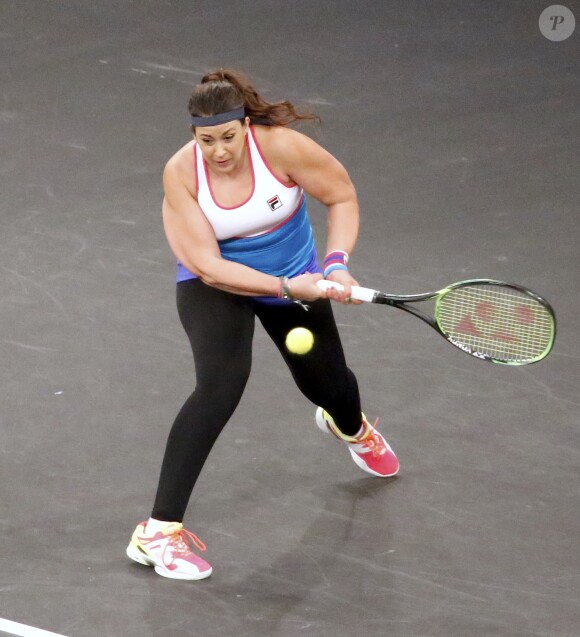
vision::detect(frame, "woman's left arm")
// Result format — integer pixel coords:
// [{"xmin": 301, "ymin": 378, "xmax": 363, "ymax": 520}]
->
[{"xmin": 268, "ymin": 128, "xmax": 361, "ymax": 303}]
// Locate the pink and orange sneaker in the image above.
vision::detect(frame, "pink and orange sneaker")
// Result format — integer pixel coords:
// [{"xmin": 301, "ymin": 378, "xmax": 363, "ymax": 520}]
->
[
  {"xmin": 126, "ymin": 521, "xmax": 212, "ymax": 580},
  {"xmin": 315, "ymin": 407, "xmax": 399, "ymax": 477}
]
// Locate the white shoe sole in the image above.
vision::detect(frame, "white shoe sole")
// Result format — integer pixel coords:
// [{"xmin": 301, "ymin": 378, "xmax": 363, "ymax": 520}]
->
[
  {"xmin": 126, "ymin": 542, "xmax": 212, "ymax": 580},
  {"xmin": 315, "ymin": 406, "xmax": 333, "ymax": 434}
]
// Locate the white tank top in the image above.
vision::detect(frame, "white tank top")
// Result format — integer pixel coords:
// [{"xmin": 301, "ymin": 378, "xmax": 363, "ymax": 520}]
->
[{"xmin": 194, "ymin": 126, "xmax": 304, "ymax": 240}]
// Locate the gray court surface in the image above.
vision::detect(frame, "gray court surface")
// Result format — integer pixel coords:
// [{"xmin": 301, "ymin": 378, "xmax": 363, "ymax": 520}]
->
[{"xmin": 1, "ymin": 1, "xmax": 579, "ymax": 636}]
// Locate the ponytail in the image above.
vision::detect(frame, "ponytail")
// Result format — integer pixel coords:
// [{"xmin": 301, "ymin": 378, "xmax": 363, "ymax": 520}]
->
[{"xmin": 188, "ymin": 68, "xmax": 320, "ymax": 127}]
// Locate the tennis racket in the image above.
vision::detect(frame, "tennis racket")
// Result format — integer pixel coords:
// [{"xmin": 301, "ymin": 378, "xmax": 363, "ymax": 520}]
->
[{"xmin": 317, "ymin": 279, "xmax": 556, "ymax": 365}]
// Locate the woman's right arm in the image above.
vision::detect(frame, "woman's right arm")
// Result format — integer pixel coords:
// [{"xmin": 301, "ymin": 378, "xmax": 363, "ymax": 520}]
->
[{"xmin": 161, "ymin": 157, "xmax": 325, "ymax": 300}]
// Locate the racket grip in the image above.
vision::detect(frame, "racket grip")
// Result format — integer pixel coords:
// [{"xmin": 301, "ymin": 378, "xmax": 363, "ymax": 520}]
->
[{"xmin": 316, "ymin": 279, "xmax": 377, "ymax": 303}]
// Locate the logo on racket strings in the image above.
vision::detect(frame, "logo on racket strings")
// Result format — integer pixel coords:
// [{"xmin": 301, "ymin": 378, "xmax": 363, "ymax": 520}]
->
[{"xmin": 451, "ymin": 300, "xmax": 536, "ymax": 345}]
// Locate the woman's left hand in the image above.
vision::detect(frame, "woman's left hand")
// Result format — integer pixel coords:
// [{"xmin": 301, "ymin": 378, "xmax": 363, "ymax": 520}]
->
[{"xmin": 324, "ymin": 269, "xmax": 363, "ymax": 305}]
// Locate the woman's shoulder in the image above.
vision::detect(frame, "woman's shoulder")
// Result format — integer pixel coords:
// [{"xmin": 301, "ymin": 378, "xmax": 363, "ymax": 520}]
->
[
  {"xmin": 252, "ymin": 125, "xmax": 319, "ymax": 165},
  {"xmin": 165, "ymin": 140, "xmax": 196, "ymax": 171},
  {"xmin": 163, "ymin": 140, "xmax": 197, "ymax": 195},
  {"xmin": 252, "ymin": 123, "xmax": 308, "ymax": 146}
]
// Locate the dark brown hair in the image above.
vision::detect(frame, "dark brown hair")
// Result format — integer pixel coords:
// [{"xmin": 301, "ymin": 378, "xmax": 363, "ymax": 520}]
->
[{"xmin": 188, "ymin": 69, "xmax": 320, "ymax": 127}]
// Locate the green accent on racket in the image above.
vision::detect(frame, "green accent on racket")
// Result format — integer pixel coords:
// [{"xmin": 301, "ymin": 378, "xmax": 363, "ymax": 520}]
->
[
  {"xmin": 317, "ymin": 278, "xmax": 556, "ymax": 365},
  {"xmin": 434, "ymin": 281, "xmax": 555, "ymax": 365}
]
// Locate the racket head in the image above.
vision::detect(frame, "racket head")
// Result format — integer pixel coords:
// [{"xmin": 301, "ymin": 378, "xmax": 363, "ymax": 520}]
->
[{"xmin": 434, "ymin": 280, "xmax": 556, "ymax": 365}]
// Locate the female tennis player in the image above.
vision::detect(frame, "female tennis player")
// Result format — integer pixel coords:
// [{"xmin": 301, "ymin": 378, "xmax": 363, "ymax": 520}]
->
[{"xmin": 126, "ymin": 69, "xmax": 399, "ymax": 580}]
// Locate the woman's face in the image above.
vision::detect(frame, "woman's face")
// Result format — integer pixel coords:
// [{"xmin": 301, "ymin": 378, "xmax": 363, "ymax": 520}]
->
[{"xmin": 194, "ymin": 118, "xmax": 249, "ymax": 173}]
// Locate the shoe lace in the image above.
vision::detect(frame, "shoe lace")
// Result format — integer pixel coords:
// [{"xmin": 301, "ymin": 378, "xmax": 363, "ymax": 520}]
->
[
  {"xmin": 357, "ymin": 418, "xmax": 385, "ymax": 458},
  {"xmin": 163, "ymin": 526, "xmax": 207, "ymax": 563}
]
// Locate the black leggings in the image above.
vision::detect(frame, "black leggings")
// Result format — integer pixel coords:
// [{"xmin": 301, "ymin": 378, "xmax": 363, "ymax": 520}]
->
[{"xmin": 151, "ymin": 278, "xmax": 362, "ymax": 522}]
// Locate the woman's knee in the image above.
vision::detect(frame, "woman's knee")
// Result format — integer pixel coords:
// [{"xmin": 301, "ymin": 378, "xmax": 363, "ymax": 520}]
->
[{"xmin": 197, "ymin": 362, "xmax": 251, "ymax": 410}]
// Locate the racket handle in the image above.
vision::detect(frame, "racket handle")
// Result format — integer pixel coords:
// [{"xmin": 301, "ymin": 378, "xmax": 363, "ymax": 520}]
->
[{"xmin": 316, "ymin": 279, "xmax": 377, "ymax": 303}]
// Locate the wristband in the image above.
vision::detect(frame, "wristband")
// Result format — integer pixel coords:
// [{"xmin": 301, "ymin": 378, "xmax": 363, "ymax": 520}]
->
[
  {"xmin": 323, "ymin": 263, "xmax": 349, "ymax": 278},
  {"xmin": 323, "ymin": 250, "xmax": 349, "ymax": 268},
  {"xmin": 323, "ymin": 250, "xmax": 349, "ymax": 278}
]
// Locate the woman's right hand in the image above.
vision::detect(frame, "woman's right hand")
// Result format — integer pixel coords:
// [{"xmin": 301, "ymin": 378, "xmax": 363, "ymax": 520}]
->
[{"xmin": 287, "ymin": 273, "xmax": 327, "ymax": 301}]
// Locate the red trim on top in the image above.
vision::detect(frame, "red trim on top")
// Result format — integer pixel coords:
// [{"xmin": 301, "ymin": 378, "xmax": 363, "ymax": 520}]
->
[
  {"xmin": 203, "ymin": 138, "xmax": 255, "ymax": 211},
  {"xmin": 192, "ymin": 142, "xmax": 199, "ymax": 198},
  {"xmin": 250, "ymin": 126, "xmax": 297, "ymax": 189},
  {"xmin": 232, "ymin": 194, "xmax": 305, "ymax": 239}
]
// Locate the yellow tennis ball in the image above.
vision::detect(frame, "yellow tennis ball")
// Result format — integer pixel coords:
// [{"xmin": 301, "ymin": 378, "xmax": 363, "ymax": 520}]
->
[{"xmin": 285, "ymin": 327, "xmax": 314, "ymax": 355}]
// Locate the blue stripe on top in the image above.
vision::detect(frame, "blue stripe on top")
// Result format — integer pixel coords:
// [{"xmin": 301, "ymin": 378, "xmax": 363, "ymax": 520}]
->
[
  {"xmin": 219, "ymin": 198, "xmax": 315, "ymax": 276},
  {"xmin": 177, "ymin": 198, "xmax": 320, "ymax": 294}
]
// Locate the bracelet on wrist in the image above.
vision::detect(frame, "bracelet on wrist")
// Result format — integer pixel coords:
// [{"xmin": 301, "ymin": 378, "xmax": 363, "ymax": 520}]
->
[{"xmin": 278, "ymin": 276, "xmax": 293, "ymax": 299}]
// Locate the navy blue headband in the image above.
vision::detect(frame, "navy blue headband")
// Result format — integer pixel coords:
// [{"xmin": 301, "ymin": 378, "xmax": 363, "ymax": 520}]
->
[{"xmin": 190, "ymin": 107, "xmax": 245, "ymax": 127}]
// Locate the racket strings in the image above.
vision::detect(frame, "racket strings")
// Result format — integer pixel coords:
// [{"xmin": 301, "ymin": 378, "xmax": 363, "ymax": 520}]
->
[{"xmin": 436, "ymin": 285, "xmax": 554, "ymax": 363}]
